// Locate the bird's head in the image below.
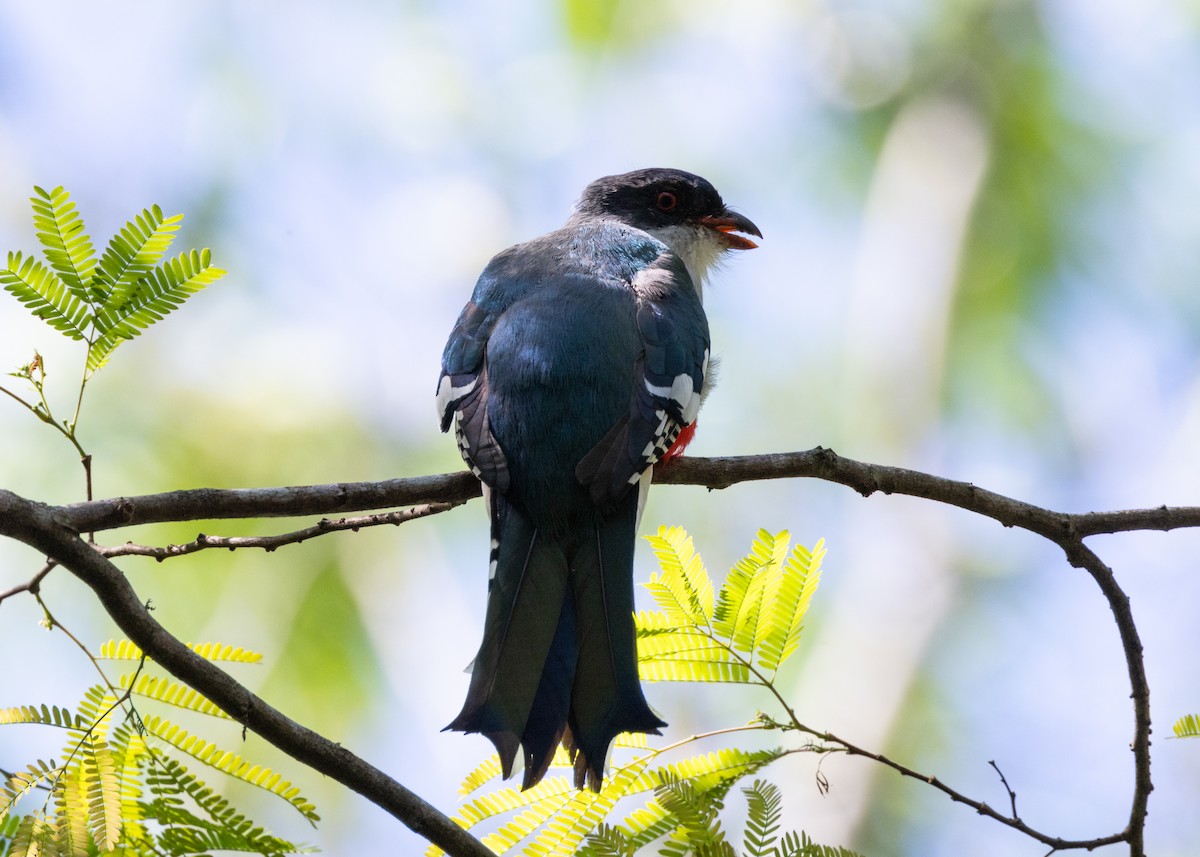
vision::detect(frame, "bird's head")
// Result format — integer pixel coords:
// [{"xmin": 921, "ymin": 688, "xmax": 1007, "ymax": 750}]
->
[{"xmin": 572, "ymin": 168, "xmax": 761, "ymax": 295}]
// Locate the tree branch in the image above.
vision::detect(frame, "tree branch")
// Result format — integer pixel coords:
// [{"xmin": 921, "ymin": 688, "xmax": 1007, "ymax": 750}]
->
[
  {"xmin": 0, "ymin": 490, "xmax": 492, "ymax": 857},
  {"xmin": 4, "ymin": 446, "xmax": 1180, "ymax": 855},
  {"xmin": 61, "ymin": 472, "xmax": 481, "ymax": 534},
  {"xmin": 58, "ymin": 450, "xmax": 1200, "ymax": 541}
]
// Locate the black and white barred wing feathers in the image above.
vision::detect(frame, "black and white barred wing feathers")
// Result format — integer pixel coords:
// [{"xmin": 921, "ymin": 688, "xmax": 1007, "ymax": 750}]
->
[{"xmin": 436, "ymin": 300, "xmax": 510, "ymax": 494}]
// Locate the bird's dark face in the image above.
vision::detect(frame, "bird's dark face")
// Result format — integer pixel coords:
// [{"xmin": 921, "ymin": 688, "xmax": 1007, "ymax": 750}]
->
[
  {"xmin": 574, "ymin": 168, "xmax": 761, "ymax": 251},
  {"xmin": 573, "ymin": 168, "xmax": 760, "ymax": 295}
]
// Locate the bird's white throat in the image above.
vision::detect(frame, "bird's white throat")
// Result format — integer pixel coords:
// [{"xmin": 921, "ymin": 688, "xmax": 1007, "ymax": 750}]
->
[{"xmin": 645, "ymin": 224, "xmax": 728, "ymax": 302}]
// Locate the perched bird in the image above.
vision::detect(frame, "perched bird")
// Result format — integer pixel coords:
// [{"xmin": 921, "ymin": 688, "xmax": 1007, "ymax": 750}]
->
[{"xmin": 437, "ymin": 168, "xmax": 760, "ymax": 790}]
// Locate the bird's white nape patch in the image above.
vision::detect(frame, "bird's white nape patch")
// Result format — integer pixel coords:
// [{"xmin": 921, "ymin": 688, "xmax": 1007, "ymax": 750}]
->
[
  {"xmin": 436, "ymin": 373, "xmax": 478, "ymax": 419},
  {"xmin": 644, "ymin": 223, "xmax": 729, "ymax": 301}
]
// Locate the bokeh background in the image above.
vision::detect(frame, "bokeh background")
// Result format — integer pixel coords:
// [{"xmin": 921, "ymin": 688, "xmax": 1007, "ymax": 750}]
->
[{"xmin": 2, "ymin": 1, "xmax": 1199, "ymax": 854}]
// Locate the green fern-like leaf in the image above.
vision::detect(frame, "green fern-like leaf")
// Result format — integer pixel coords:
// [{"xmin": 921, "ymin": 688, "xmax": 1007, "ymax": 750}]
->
[
  {"xmin": 581, "ymin": 804, "xmax": 679, "ymax": 857},
  {"xmin": 141, "ymin": 755, "xmax": 310, "ymax": 854},
  {"xmin": 0, "ymin": 706, "xmax": 83, "ymax": 730},
  {"xmin": 589, "ymin": 749, "xmax": 787, "ymax": 857},
  {"xmin": 638, "ymin": 528, "xmax": 827, "ymax": 684},
  {"xmin": 0, "ymin": 252, "xmax": 91, "ymax": 340},
  {"xmin": 53, "ymin": 748, "xmax": 89, "ymax": 857},
  {"xmin": 456, "ymin": 734, "xmax": 652, "ymax": 799},
  {"xmin": 479, "ymin": 783, "xmax": 579, "ymax": 855},
  {"xmin": 187, "ymin": 641, "xmax": 264, "ymax": 664},
  {"xmin": 636, "ymin": 613, "xmax": 751, "ymax": 684},
  {"xmin": 524, "ymin": 757, "xmax": 655, "ymax": 856},
  {"xmin": 71, "ymin": 685, "xmax": 116, "ymax": 738},
  {"xmin": 442, "ymin": 746, "xmax": 787, "ymax": 857},
  {"xmin": 119, "ymin": 673, "xmax": 230, "ymax": 720},
  {"xmin": 49, "ymin": 686, "xmax": 120, "ymax": 856},
  {"xmin": 1172, "ymin": 713, "xmax": 1200, "ymax": 738},
  {"xmin": 157, "ymin": 823, "xmax": 306, "ymax": 856},
  {"xmin": 713, "ymin": 529, "xmax": 789, "ymax": 653},
  {"xmin": 424, "ymin": 772, "xmax": 573, "ymax": 854},
  {"xmin": 99, "ymin": 638, "xmax": 263, "ymax": 664},
  {"xmin": 87, "ymin": 248, "xmax": 225, "ymax": 373},
  {"xmin": 96, "ymin": 248, "xmax": 224, "ymax": 339},
  {"xmin": 0, "ymin": 812, "xmax": 22, "ymax": 853},
  {"xmin": 1, "ymin": 640, "xmax": 308, "ymax": 856},
  {"xmin": 1, "ymin": 760, "xmax": 60, "ymax": 821},
  {"xmin": 97, "ymin": 639, "xmax": 144, "ymax": 661},
  {"xmin": 578, "ymin": 824, "xmax": 636, "ymax": 857},
  {"xmin": 111, "ymin": 730, "xmax": 147, "ymax": 853},
  {"xmin": 92, "ymin": 205, "xmax": 183, "ymax": 305},
  {"xmin": 457, "ymin": 755, "xmax": 506, "ymax": 797},
  {"xmin": 776, "ymin": 831, "xmax": 865, "ymax": 857},
  {"xmin": 141, "ymin": 716, "xmax": 318, "ymax": 822},
  {"xmin": 651, "ymin": 749, "xmax": 784, "ymax": 796},
  {"xmin": 756, "ymin": 540, "xmax": 825, "ymax": 675},
  {"xmin": 741, "ymin": 780, "xmax": 782, "ymax": 857},
  {"xmin": 30, "ymin": 186, "xmax": 96, "ymax": 300},
  {"xmin": 645, "ymin": 527, "xmax": 715, "ymax": 627},
  {"xmin": 5, "ymin": 811, "xmax": 56, "ymax": 857},
  {"xmin": 82, "ymin": 740, "xmax": 121, "ymax": 851},
  {"xmin": 654, "ymin": 775, "xmax": 734, "ymax": 857},
  {"xmin": 4, "ymin": 187, "xmax": 227, "ymax": 383}
]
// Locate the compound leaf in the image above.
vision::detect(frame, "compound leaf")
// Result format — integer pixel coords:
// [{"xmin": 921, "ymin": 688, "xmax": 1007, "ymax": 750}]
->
[
  {"xmin": 0, "ymin": 252, "xmax": 90, "ymax": 340},
  {"xmin": 141, "ymin": 716, "xmax": 318, "ymax": 822},
  {"xmin": 93, "ymin": 205, "xmax": 183, "ymax": 305},
  {"xmin": 30, "ymin": 186, "xmax": 95, "ymax": 300}
]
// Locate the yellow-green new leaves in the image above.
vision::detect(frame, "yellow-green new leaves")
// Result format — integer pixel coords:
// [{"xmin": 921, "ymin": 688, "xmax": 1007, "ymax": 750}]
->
[
  {"xmin": 0, "ymin": 639, "xmax": 312, "ymax": 856},
  {"xmin": 141, "ymin": 715, "xmax": 318, "ymax": 823},
  {"xmin": 428, "ymin": 748, "xmax": 784, "ymax": 857},
  {"xmin": 638, "ymin": 527, "xmax": 751, "ymax": 684},
  {"xmin": 0, "ymin": 185, "xmax": 226, "ymax": 378},
  {"xmin": 99, "ymin": 638, "xmax": 263, "ymax": 664},
  {"xmin": 0, "ymin": 704, "xmax": 83, "ymax": 729},
  {"xmin": 1, "ymin": 760, "xmax": 60, "ymax": 820},
  {"xmin": 639, "ymin": 527, "xmax": 825, "ymax": 683},
  {"xmin": 30, "ymin": 185, "xmax": 95, "ymax": 299},
  {"xmin": 645, "ymin": 526, "xmax": 715, "ymax": 625},
  {"xmin": 1173, "ymin": 713, "xmax": 1200, "ymax": 738}
]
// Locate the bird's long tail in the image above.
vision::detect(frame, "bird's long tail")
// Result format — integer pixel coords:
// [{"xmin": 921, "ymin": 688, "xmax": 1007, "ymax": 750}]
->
[
  {"xmin": 565, "ymin": 490, "xmax": 665, "ymax": 789},
  {"xmin": 446, "ymin": 491, "xmax": 664, "ymax": 790}
]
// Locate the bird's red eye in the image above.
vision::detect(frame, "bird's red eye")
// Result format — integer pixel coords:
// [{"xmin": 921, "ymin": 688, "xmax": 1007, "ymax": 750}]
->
[{"xmin": 656, "ymin": 191, "xmax": 677, "ymax": 212}]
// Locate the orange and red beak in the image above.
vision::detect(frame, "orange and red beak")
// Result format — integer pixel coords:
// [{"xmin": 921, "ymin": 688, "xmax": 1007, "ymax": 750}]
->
[{"xmin": 698, "ymin": 211, "xmax": 762, "ymax": 250}]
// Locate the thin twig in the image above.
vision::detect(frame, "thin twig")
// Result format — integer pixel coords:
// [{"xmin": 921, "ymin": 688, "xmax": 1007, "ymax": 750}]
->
[
  {"xmin": 0, "ymin": 560, "xmax": 55, "ymax": 605},
  {"xmin": 799, "ymin": 726, "xmax": 1126, "ymax": 851},
  {"xmin": 97, "ymin": 503, "xmax": 463, "ymax": 562},
  {"xmin": 988, "ymin": 759, "xmax": 1020, "ymax": 821},
  {"xmin": 0, "ymin": 382, "xmax": 40, "ymax": 413}
]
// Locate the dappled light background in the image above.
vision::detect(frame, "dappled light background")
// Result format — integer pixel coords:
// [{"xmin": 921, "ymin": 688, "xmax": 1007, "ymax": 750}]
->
[{"xmin": 2, "ymin": 1, "xmax": 1200, "ymax": 854}]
